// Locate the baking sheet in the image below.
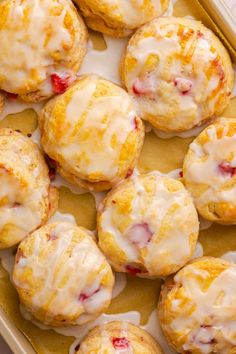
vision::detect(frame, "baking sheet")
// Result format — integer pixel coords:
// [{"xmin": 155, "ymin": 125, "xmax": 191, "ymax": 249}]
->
[{"xmin": 0, "ymin": 0, "xmax": 236, "ymax": 353}]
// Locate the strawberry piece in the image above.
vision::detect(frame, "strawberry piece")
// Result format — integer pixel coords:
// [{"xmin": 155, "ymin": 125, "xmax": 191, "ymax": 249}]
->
[
  {"xmin": 125, "ymin": 264, "xmax": 142, "ymax": 276},
  {"xmin": 126, "ymin": 223, "xmax": 153, "ymax": 248},
  {"xmin": 51, "ymin": 73, "xmax": 72, "ymax": 94},
  {"xmin": 133, "ymin": 116, "xmax": 140, "ymax": 131},
  {"xmin": 112, "ymin": 337, "xmax": 130, "ymax": 350},
  {"xmin": 174, "ymin": 78, "xmax": 192, "ymax": 95},
  {"xmin": 7, "ymin": 92, "xmax": 18, "ymax": 99},
  {"xmin": 212, "ymin": 59, "xmax": 225, "ymax": 81},
  {"xmin": 45, "ymin": 156, "xmax": 57, "ymax": 181},
  {"xmin": 46, "ymin": 232, "xmax": 57, "ymax": 241},
  {"xmin": 16, "ymin": 249, "xmax": 25, "ymax": 264},
  {"xmin": 125, "ymin": 169, "xmax": 134, "ymax": 178},
  {"xmin": 218, "ymin": 162, "xmax": 236, "ymax": 177},
  {"xmin": 132, "ymin": 76, "xmax": 156, "ymax": 95},
  {"xmin": 179, "ymin": 170, "xmax": 183, "ymax": 178},
  {"xmin": 79, "ymin": 288, "xmax": 100, "ymax": 302},
  {"xmin": 196, "ymin": 30, "xmax": 204, "ymax": 38}
]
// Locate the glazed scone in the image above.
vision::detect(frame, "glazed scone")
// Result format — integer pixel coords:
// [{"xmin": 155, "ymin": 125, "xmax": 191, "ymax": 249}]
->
[
  {"xmin": 0, "ymin": 0, "xmax": 87, "ymax": 102},
  {"xmin": 77, "ymin": 321, "xmax": 163, "ymax": 353},
  {"xmin": 40, "ymin": 75, "xmax": 144, "ymax": 191},
  {"xmin": 13, "ymin": 222, "xmax": 114, "ymax": 326},
  {"xmin": 75, "ymin": 0, "xmax": 169, "ymax": 38},
  {"xmin": 0, "ymin": 129, "xmax": 58, "ymax": 248},
  {"xmin": 183, "ymin": 117, "xmax": 236, "ymax": 224},
  {"xmin": 121, "ymin": 17, "xmax": 234, "ymax": 132},
  {"xmin": 158, "ymin": 257, "xmax": 236, "ymax": 354},
  {"xmin": 97, "ymin": 173, "xmax": 199, "ymax": 277}
]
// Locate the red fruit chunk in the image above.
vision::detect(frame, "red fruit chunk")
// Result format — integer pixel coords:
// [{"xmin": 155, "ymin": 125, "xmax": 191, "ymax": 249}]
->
[
  {"xmin": 79, "ymin": 288, "xmax": 99, "ymax": 302},
  {"xmin": 12, "ymin": 202, "xmax": 21, "ymax": 208},
  {"xmin": 7, "ymin": 92, "xmax": 18, "ymax": 99},
  {"xmin": 126, "ymin": 169, "xmax": 134, "ymax": 178},
  {"xmin": 45, "ymin": 156, "xmax": 57, "ymax": 181},
  {"xmin": 174, "ymin": 78, "xmax": 192, "ymax": 94},
  {"xmin": 133, "ymin": 116, "xmax": 140, "ymax": 131},
  {"xmin": 16, "ymin": 249, "xmax": 25, "ymax": 264},
  {"xmin": 196, "ymin": 30, "xmax": 204, "ymax": 38},
  {"xmin": 218, "ymin": 162, "xmax": 236, "ymax": 177},
  {"xmin": 125, "ymin": 264, "xmax": 142, "ymax": 276},
  {"xmin": 47, "ymin": 232, "xmax": 57, "ymax": 241},
  {"xmin": 112, "ymin": 337, "xmax": 130, "ymax": 350},
  {"xmin": 126, "ymin": 222, "xmax": 153, "ymax": 248},
  {"xmin": 132, "ymin": 76, "xmax": 156, "ymax": 95},
  {"xmin": 51, "ymin": 73, "xmax": 72, "ymax": 94},
  {"xmin": 179, "ymin": 170, "xmax": 183, "ymax": 178}
]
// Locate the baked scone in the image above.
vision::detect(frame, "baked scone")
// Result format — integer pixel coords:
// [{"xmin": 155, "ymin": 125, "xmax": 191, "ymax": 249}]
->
[
  {"xmin": 77, "ymin": 321, "xmax": 163, "ymax": 353},
  {"xmin": 98, "ymin": 173, "xmax": 199, "ymax": 277},
  {"xmin": 40, "ymin": 75, "xmax": 144, "ymax": 192},
  {"xmin": 75, "ymin": 0, "xmax": 170, "ymax": 38},
  {"xmin": 158, "ymin": 257, "xmax": 236, "ymax": 354},
  {"xmin": 121, "ymin": 17, "xmax": 234, "ymax": 132},
  {"xmin": 0, "ymin": 129, "xmax": 58, "ymax": 248},
  {"xmin": 0, "ymin": 0, "xmax": 87, "ymax": 102},
  {"xmin": 183, "ymin": 117, "xmax": 236, "ymax": 224},
  {"xmin": 13, "ymin": 222, "xmax": 114, "ymax": 326}
]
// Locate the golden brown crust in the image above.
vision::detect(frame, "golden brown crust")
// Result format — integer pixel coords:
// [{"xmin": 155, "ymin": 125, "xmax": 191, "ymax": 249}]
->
[
  {"xmin": 77, "ymin": 321, "xmax": 163, "ymax": 353},
  {"xmin": 121, "ymin": 17, "xmax": 234, "ymax": 132},
  {"xmin": 40, "ymin": 75, "xmax": 145, "ymax": 191},
  {"xmin": 183, "ymin": 117, "xmax": 236, "ymax": 224},
  {"xmin": 158, "ymin": 257, "xmax": 236, "ymax": 353},
  {"xmin": 0, "ymin": 0, "xmax": 88, "ymax": 102},
  {"xmin": 75, "ymin": 0, "xmax": 169, "ymax": 37},
  {"xmin": 0, "ymin": 128, "xmax": 58, "ymax": 248}
]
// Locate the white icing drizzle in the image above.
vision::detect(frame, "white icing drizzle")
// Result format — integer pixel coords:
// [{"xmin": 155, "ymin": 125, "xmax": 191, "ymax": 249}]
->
[
  {"xmin": 153, "ymin": 120, "xmax": 212, "ymax": 139},
  {"xmin": 52, "ymin": 174, "xmax": 86, "ymax": 195},
  {"xmin": 124, "ymin": 18, "xmax": 232, "ymax": 132},
  {"xmin": 100, "ymin": 173, "xmax": 199, "ymax": 275},
  {"xmin": 163, "ymin": 0, "xmax": 174, "ymax": 17},
  {"xmin": 199, "ymin": 216, "xmax": 213, "ymax": 231},
  {"xmin": 0, "ymin": 247, "xmax": 16, "ymax": 278},
  {"xmin": 44, "ymin": 75, "xmax": 138, "ymax": 182},
  {"xmin": 13, "ymin": 222, "xmax": 114, "ymax": 326},
  {"xmin": 82, "ymin": 0, "xmax": 167, "ymax": 28},
  {"xmin": 191, "ymin": 242, "xmax": 204, "ymax": 259},
  {"xmin": 221, "ymin": 251, "xmax": 236, "ymax": 264},
  {"xmin": 185, "ymin": 122, "xmax": 236, "ymax": 206},
  {"xmin": 0, "ymin": 0, "xmax": 76, "ymax": 95},
  {"xmin": 55, "ymin": 312, "xmax": 140, "ymax": 340},
  {"xmin": 79, "ymin": 36, "xmax": 128, "ymax": 84},
  {"xmin": 112, "ymin": 273, "xmax": 127, "ymax": 299},
  {"xmin": 31, "ymin": 126, "xmax": 41, "ymax": 146},
  {"xmin": 142, "ymin": 310, "xmax": 176, "ymax": 354},
  {"xmin": 171, "ymin": 264, "xmax": 236, "ymax": 353},
  {"xmin": 48, "ymin": 211, "xmax": 77, "ymax": 225}
]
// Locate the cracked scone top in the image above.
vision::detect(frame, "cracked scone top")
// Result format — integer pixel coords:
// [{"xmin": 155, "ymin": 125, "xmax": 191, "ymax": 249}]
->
[
  {"xmin": 183, "ymin": 118, "xmax": 236, "ymax": 224},
  {"xmin": 0, "ymin": 0, "xmax": 87, "ymax": 101},
  {"xmin": 121, "ymin": 17, "xmax": 234, "ymax": 132},
  {"xmin": 40, "ymin": 75, "xmax": 145, "ymax": 191},
  {"xmin": 97, "ymin": 173, "xmax": 199, "ymax": 277},
  {"xmin": 77, "ymin": 321, "xmax": 163, "ymax": 353},
  {"xmin": 75, "ymin": 0, "xmax": 169, "ymax": 37},
  {"xmin": 13, "ymin": 222, "xmax": 114, "ymax": 326},
  {"xmin": 0, "ymin": 129, "xmax": 58, "ymax": 248},
  {"xmin": 158, "ymin": 257, "xmax": 236, "ymax": 354}
]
